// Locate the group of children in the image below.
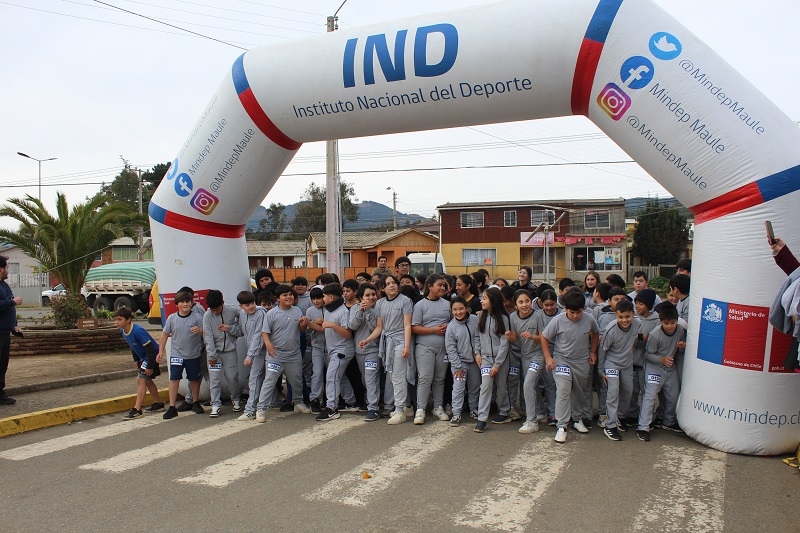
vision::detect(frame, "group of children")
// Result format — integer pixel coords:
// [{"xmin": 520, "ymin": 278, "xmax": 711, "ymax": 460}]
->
[{"xmin": 114, "ymin": 258, "xmax": 693, "ymax": 444}]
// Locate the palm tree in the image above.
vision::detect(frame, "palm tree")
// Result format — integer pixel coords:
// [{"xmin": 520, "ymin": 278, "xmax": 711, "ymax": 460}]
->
[{"xmin": 0, "ymin": 193, "xmax": 146, "ymax": 293}]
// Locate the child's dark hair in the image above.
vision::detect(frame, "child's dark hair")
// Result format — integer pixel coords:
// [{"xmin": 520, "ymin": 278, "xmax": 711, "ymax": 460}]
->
[
  {"xmin": 400, "ymin": 274, "xmax": 417, "ymax": 286},
  {"xmin": 566, "ymin": 285, "xmax": 584, "ymax": 296},
  {"xmin": 114, "ymin": 307, "xmax": 132, "ymax": 320},
  {"xmin": 513, "ymin": 288, "xmax": 532, "ymax": 303},
  {"xmin": 563, "ymin": 291, "xmax": 586, "ymax": 311},
  {"xmin": 422, "ymin": 274, "xmax": 446, "ymax": 298},
  {"xmin": 322, "ymin": 282, "xmax": 343, "ymax": 297},
  {"xmin": 537, "ymin": 283, "xmax": 555, "ymax": 295},
  {"xmin": 273, "ymin": 284, "xmax": 296, "ymax": 299},
  {"xmin": 342, "ymin": 279, "xmax": 359, "ymax": 292},
  {"xmin": 457, "ymin": 274, "xmax": 476, "ymax": 296},
  {"xmin": 538, "ymin": 289, "xmax": 558, "ymax": 303},
  {"xmin": 416, "ymin": 273, "xmax": 427, "ymax": 287},
  {"xmin": 594, "ymin": 282, "xmax": 612, "ymax": 302},
  {"xmin": 633, "ymin": 270, "xmax": 648, "ymax": 281},
  {"xmin": 205, "ymin": 289, "xmax": 223, "ymax": 309},
  {"xmin": 309, "ymin": 287, "xmax": 324, "ymax": 300},
  {"xmin": 356, "ymin": 272, "xmax": 371, "ymax": 281},
  {"xmin": 657, "ymin": 302, "xmax": 679, "ymax": 322},
  {"xmin": 237, "ymin": 291, "xmax": 256, "ymax": 305},
  {"xmin": 356, "ymin": 283, "xmax": 377, "ymax": 299},
  {"xmin": 470, "ymin": 271, "xmax": 487, "ymax": 290},
  {"xmin": 669, "ymin": 274, "xmax": 691, "ymax": 295},
  {"xmin": 399, "ymin": 284, "xmax": 420, "ymax": 303},
  {"xmin": 478, "ymin": 287, "xmax": 508, "ymax": 336},
  {"xmin": 291, "ymin": 276, "xmax": 308, "ymax": 286},
  {"xmin": 174, "ymin": 291, "xmax": 193, "ymax": 304},
  {"xmin": 450, "ymin": 295, "xmax": 467, "ymax": 309},
  {"xmin": 316, "ymin": 273, "xmax": 337, "ymax": 286},
  {"xmin": 606, "ymin": 274, "xmax": 626, "ymax": 289},
  {"xmin": 608, "ymin": 287, "xmax": 627, "ymax": 300},
  {"xmin": 500, "ymin": 285, "xmax": 516, "ymax": 302},
  {"xmin": 558, "ymin": 278, "xmax": 575, "ymax": 291},
  {"xmin": 676, "ymin": 258, "xmax": 692, "ymax": 273},
  {"xmin": 257, "ymin": 291, "xmax": 276, "ymax": 307},
  {"xmin": 615, "ymin": 299, "xmax": 634, "ymax": 314}
]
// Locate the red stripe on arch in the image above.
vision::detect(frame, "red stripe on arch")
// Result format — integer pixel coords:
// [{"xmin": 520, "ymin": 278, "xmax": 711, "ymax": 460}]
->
[
  {"xmin": 161, "ymin": 210, "xmax": 246, "ymax": 239},
  {"xmin": 690, "ymin": 182, "xmax": 764, "ymax": 224},
  {"xmin": 238, "ymin": 87, "xmax": 301, "ymax": 151},
  {"xmin": 571, "ymin": 38, "xmax": 605, "ymax": 116}
]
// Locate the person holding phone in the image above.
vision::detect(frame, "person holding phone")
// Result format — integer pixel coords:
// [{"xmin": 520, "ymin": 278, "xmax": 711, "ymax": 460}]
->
[
  {"xmin": 767, "ymin": 224, "xmax": 800, "ymax": 373},
  {"xmin": 0, "ymin": 255, "xmax": 23, "ymax": 405}
]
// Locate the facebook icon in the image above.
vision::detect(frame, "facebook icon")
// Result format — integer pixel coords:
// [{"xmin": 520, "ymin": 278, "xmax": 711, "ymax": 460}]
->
[
  {"xmin": 620, "ymin": 56, "xmax": 655, "ymax": 90},
  {"xmin": 174, "ymin": 173, "xmax": 194, "ymax": 197}
]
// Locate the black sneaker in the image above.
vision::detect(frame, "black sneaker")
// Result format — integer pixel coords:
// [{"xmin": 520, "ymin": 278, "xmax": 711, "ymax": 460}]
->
[
  {"xmin": 653, "ymin": 417, "xmax": 663, "ymax": 430},
  {"xmin": 625, "ymin": 416, "xmax": 639, "ymax": 427},
  {"xmin": 364, "ymin": 410, "xmax": 380, "ymax": 422},
  {"xmin": 191, "ymin": 402, "xmax": 205, "ymax": 414},
  {"xmin": 279, "ymin": 403, "xmax": 294, "ymax": 412},
  {"xmin": 123, "ymin": 408, "xmax": 142, "ymax": 420},
  {"xmin": 582, "ymin": 417, "xmax": 593, "ymax": 429},
  {"xmin": 491, "ymin": 414, "xmax": 510, "ymax": 424},
  {"xmin": 358, "ymin": 403, "xmax": 369, "ymax": 412},
  {"xmin": 177, "ymin": 401, "xmax": 193, "ymax": 412},
  {"xmin": 617, "ymin": 419, "xmax": 628, "ymax": 432},
  {"xmin": 604, "ymin": 427, "xmax": 622, "ymax": 441},
  {"xmin": 548, "ymin": 417, "xmax": 557, "ymax": 426},
  {"xmin": 163, "ymin": 406, "xmax": 179, "ymax": 419},
  {"xmin": 636, "ymin": 429, "xmax": 650, "ymax": 442},
  {"xmin": 449, "ymin": 415, "xmax": 462, "ymax": 427},
  {"xmin": 664, "ymin": 423, "xmax": 684, "ymax": 434},
  {"xmin": 310, "ymin": 399, "xmax": 321, "ymax": 414},
  {"xmin": 0, "ymin": 395, "xmax": 17, "ymax": 405},
  {"xmin": 474, "ymin": 421, "xmax": 487, "ymax": 433},
  {"xmin": 145, "ymin": 402, "xmax": 165, "ymax": 413},
  {"xmin": 316, "ymin": 408, "xmax": 340, "ymax": 422}
]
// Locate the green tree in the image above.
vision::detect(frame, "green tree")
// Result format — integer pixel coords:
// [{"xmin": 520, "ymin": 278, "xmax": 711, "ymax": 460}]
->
[
  {"xmin": 290, "ymin": 181, "xmax": 359, "ymax": 237},
  {"xmin": 98, "ymin": 161, "xmax": 170, "ymax": 216},
  {"xmin": 0, "ymin": 193, "xmax": 146, "ymax": 293},
  {"xmin": 632, "ymin": 198, "xmax": 689, "ymax": 265},
  {"xmin": 246, "ymin": 203, "xmax": 287, "ymax": 241}
]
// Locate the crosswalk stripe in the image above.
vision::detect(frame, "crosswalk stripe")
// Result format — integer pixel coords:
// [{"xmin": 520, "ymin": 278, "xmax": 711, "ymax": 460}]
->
[
  {"xmin": 632, "ymin": 444, "xmax": 726, "ymax": 532},
  {"xmin": 0, "ymin": 414, "xmax": 174, "ymax": 461},
  {"xmin": 453, "ymin": 438, "xmax": 572, "ymax": 531},
  {"xmin": 306, "ymin": 423, "xmax": 462, "ymax": 507},
  {"xmin": 175, "ymin": 417, "xmax": 363, "ymax": 488},
  {"xmin": 78, "ymin": 414, "xmax": 289, "ymax": 473}
]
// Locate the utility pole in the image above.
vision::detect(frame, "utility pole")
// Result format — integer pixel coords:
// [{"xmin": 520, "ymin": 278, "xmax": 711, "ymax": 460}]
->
[
  {"xmin": 131, "ymin": 166, "xmax": 146, "ymax": 261},
  {"xmin": 387, "ymin": 186, "xmax": 397, "ymax": 230},
  {"xmin": 525, "ymin": 208, "xmax": 566, "ymax": 285},
  {"xmin": 17, "ymin": 151, "xmax": 57, "ymax": 288}
]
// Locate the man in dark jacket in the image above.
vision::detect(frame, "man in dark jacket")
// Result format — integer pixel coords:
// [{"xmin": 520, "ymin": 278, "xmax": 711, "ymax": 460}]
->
[{"xmin": 0, "ymin": 255, "xmax": 23, "ymax": 405}]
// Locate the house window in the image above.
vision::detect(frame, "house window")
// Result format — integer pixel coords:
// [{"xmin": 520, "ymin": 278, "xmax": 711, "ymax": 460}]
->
[
  {"xmin": 572, "ymin": 246, "xmax": 622, "ymax": 271},
  {"xmin": 313, "ymin": 252, "xmax": 352, "ymax": 268},
  {"xmin": 462, "ymin": 248, "xmax": 496, "ymax": 267},
  {"xmin": 460, "ymin": 212, "xmax": 484, "ymax": 228},
  {"xmin": 111, "ymin": 247, "xmax": 154, "ymax": 261},
  {"xmin": 585, "ymin": 209, "xmax": 610, "ymax": 229},
  {"xmin": 530, "ymin": 209, "xmax": 556, "ymax": 228},
  {"xmin": 504, "ymin": 210, "xmax": 517, "ymax": 227}
]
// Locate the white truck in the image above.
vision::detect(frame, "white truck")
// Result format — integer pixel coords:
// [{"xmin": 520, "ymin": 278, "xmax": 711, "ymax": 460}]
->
[
  {"xmin": 83, "ymin": 261, "xmax": 156, "ymax": 314},
  {"xmin": 407, "ymin": 252, "xmax": 446, "ymax": 277}
]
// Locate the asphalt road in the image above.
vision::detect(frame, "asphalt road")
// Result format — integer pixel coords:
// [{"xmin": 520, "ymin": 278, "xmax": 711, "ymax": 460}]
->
[{"xmin": 0, "ymin": 409, "xmax": 796, "ymax": 533}]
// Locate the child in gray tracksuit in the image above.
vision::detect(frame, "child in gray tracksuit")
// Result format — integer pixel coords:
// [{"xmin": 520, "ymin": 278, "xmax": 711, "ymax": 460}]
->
[
  {"xmin": 202, "ymin": 290, "xmax": 241, "ymax": 418},
  {"xmin": 627, "ymin": 289, "xmax": 660, "ymax": 422},
  {"xmin": 444, "ymin": 296, "xmax": 481, "ymax": 426},
  {"xmin": 474, "ymin": 288, "xmax": 511, "ymax": 432},
  {"xmin": 231, "ymin": 291, "xmax": 268, "ymax": 421},
  {"xmin": 305, "ymin": 287, "xmax": 327, "ymax": 414},
  {"xmin": 598, "ymin": 299, "xmax": 639, "ymax": 440},
  {"xmin": 349, "ymin": 283, "xmax": 385, "ymax": 422},
  {"xmin": 637, "ymin": 302, "xmax": 686, "ymax": 440}
]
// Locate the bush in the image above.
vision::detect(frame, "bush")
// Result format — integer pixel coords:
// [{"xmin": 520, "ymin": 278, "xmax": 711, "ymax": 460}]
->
[
  {"xmin": 649, "ymin": 276, "xmax": 670, "ymax": 293},
  {"xmin": 50, "ymin": 291, "xmax": 91, "ymax": 329},
  {"xmin": 94, "ymin": 309, "xmax": 115, "ymax": 320}
]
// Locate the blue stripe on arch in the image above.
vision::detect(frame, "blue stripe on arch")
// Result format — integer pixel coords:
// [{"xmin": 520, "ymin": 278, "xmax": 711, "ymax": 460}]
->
[
  {"xmin": 148, "ymin": 202, "xmax": 167, "ymax": 224},
  {"xmin": 232, "ymin": 54, "xmax": 249, "ymax": 95},
  {"xmin": 584, "ymin": 0, "xmax": 624, "ymax": 43},
  {"xmin": 756, "ymin": 164, "xmax": 800, "ymax": 203}
]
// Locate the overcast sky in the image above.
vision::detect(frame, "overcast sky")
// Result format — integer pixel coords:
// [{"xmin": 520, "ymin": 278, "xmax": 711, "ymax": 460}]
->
[{"xmin": 2, "ymin": 0, "xmax": 797, "ymax": 229}]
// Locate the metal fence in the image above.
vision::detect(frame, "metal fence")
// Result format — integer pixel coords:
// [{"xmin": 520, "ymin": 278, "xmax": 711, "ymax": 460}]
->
[{"xmin": 8, "ymin": 272, "xmax": 49, "ymax": 288}]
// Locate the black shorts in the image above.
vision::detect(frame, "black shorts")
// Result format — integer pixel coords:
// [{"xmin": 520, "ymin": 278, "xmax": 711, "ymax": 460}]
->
[{"xmin": 137, "ymin": 360, "xmax": 161, "ymax": 380}]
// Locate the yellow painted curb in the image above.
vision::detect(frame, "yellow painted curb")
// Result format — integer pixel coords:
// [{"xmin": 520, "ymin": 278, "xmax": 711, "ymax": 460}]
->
[{"xmin": 0, "ymin": 389, "xmax": 169, "ymax": 438}]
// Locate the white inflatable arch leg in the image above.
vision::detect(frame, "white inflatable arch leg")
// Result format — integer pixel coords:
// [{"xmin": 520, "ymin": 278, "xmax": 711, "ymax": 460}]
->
[{"xmin": 150, "ymin": 0, "xmax": 800, "ymax": 454}]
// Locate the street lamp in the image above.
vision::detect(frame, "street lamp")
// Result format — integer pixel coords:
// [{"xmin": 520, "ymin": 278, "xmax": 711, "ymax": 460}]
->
[
  {"xmin": 17, "ymin": 151, "xmax": 57, "ymax": 201},
  {"xmin": 386, "ymin": 186, "xmax": 397, "ymax": 230}
]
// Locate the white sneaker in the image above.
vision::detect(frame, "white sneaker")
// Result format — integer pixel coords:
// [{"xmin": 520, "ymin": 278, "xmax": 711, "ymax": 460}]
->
[
  {"xmin": 387, "ymin": 411, "xmax": 407, "ymax": 425},
  {"xmin": 470, "ymin": 410, "xmax": 479, "ymax": 420},
  {"xmin": 255, "ymin": 410, "xmax": 267, "ymax": 423},
  {"xmin": 237, "ymin": 412, "xmax": 256, "ymax": 421},
  {"xmin": 509, "ymin": 408, "xmax": 522, "ymax": 421},
  {"xmin": 597, "ymin": 415, "xmax": 607, "ymax": 428},
  {"xmin": 519, "ymin": 421, "xmax": 539, "ymax": 434},
  {"xmin": 209, "ymin": 406, "xmax": 221, "ymax": 418},
  {"xmin": 403, "ymin": 406, "xmax": 414, "ymax": 416},
  {"xmin": 414, "ymin": 409, "xmax": 426, "ymax": 425},
  {"xmin": 554, "ymin": 427, "xmax": 568, "ymax": 443},
  {"xmin": 572, "ymin": 420, "xmax": 589, "ymax": 433},
  {"xmin": 432, "ymin": 406, "xmax": 449, "ymax": 421},
  {"xmin": 294, "ymin": 402, "xmax": 311, "ymax": 414},
  {"xmin": 536, "ymin": 414, "xmax": 549, "ymax": 423},
  {"xmin": 232, "ymin": 400, "xmax": 242, "ymax": 412}
]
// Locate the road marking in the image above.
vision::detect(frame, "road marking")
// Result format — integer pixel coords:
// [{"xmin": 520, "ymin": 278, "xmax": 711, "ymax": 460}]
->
[
  {"xmin": 78, "ymin": 414, "xmax": 291, "ymax": 473},
  {"xmin": 306, "ymin": 424, "xmax": 462, "ymax": 507},
  {"xmin": 0, "ymin": 415, "xmax": 172, "ymax": 461},
  {"xmin": 453, "ymin": 438, "xmax": 572, "ymax": 531},
  {"xmin": 176, "ymin": 417, "xmax": 362, "ymax": 488},
  {"xmin": 632, "ymin": 444, "xmax": 726, "ymax": 532}
]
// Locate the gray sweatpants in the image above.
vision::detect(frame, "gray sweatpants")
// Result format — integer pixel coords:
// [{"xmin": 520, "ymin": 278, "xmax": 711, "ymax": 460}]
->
[
  {"xmin": 603, "ymin": 364, "xmax": 632, "ymax": 429},
  {"xmin": 582, "ymin": 364, "xmax": 607, "ymax": 419},
  {"xmin": 390, "ymin": 345, "xmax": 409, "ymax": 413},
  {"xmin": 363, "ymin": 353, "xmax": 383, "ymax": 412},
  {"xmin": 325, "ymin": 352, "xmax": 355, "ymax": 411},
  {"xmin": 638, "ymin": 364, "xmax": 680, "ymax": 430},
  {"xmin": 522, "ymin": 356, "xmax": 544, "ymax": 423},
  {"xmin": 539, "ymin": 368, "xmax": 556, "ymax": 419},
  {"xmin": 208, "ymin": 349, "xmax": 241, "ymax": 408},
  {"xmin": 626, "ymin": 364, "xmax": 645, "ymax": 419},
  {"xmin": 553, "ymin": 357, "xmax": 590, "ymax": 429},
  {"xmin": 309, "ymin": 346, "xmax": 326, "ymax": 401},
  {"xmin": 477, "ymin": 357, "xmax": 510, "ymax": 422},
  {"xmin": 450, "ymin": 362, "xmax": 480, "ymax": 417},
  {"xmin": 256, "ymin": 358, "xmax": 303, "ymax": 411},
  {"xmin": 415, "ymin": 344, "xmax": 450, "ymax": 411},
  {"xmin": 507, "ymin": 351, "xmax": 522, "ymax": 412},
  {"xmin": 243, "ymin": 354, "xmax": 266, "ymax": 415}
]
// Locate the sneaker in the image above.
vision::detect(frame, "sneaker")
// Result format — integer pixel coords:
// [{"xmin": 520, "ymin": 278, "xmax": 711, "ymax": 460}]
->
[
  {"xmin": 581, "ymin": 417, "xmax": 593, "ymax": 429},
  {"xmin": 548, "ymin": 417, "xmax": 557, "ymax": 427},
  {"xmin": 403, "ymin": 406, "xmax": 414, "ymax": 416},
  {"xmin": 625, "ymin": 416, "xmax": 639, "ymax": 427},
  {"xmin": 519, "ymin": 421, "xmax": 539, "ymax": 434},
  {"xmin": 449, "ymin": 415, "xmax": 462, "ymax": 427},
  {"xmin": 618, "ymin": 419, "xmax": 628, "ymax": 432},
  {"xmin": 163, "ymin": 406, "xmax": 178, "ymax": 420},
  {"xmin": 123, "ymin": 408, "xmax": 142, "ymax": 420},
  {"xmin": 554, "ymin": 427, "xmax": 567, "ymax": 443},
  {"xmin": 294, "ymin": 402, "xmax": 311, "ymax": 414},
  {"xmin": 176, "ymin": 401, "xmax": 193, "ymax": 412},
  {"xmin": 664, "ymin": 423, "xmax": 684, "ymax": 434},
  {"xmin": 232, "ymin": 400, "xmax": 242, "ymax": 412},
  {"xmin": 508, "ymin": 408, "xmax": 522, "ymax": 422},
  {"xmin": 279, "ymin": 403, "xmax": 294, "ymax": 412},
  {"xmin": 381, "ymin": 408, "xmax": 393, "ymax": 418},
  {"xmin": 191, "ymin": 402, "xmax": 205, "ymax": 414},
  {"xmin": 358, "ymin": 403, "xmax": 369, "ymax": 412},
  {"xmin": 341, "ymin": 404, "xmax": 360, "ymax": 412},
  {"xmin": 492, "ymin": 414, "xmax": 511, "ymax": 424},
  {"xmin": 0, "ymin": 395, "xmax": 16, "ymax": 405},
  {"xmin": 653, "ymin": 417, "xmax": 664, "ymax": 429},
  {"xmin": 364, "ymin": 410, "xmax": 381, "ymax": 422},
  {"xmin": 470, "ymin": 410, "xmax": 479, "ymax": 420},
  {"xmin": 387, "ymin": 411, "xmax": 407, "ymax": 425},
  {"xmin": 474, "ymin": 421, "xmax": 487, "ymax": 433},
  {"xmin": 597, "ymin": 415, "xmax": 607, "ymax": 428},
  {"xmin": 145, "ymin": 402, "xmax": 165, "ymax": 413},
  {"xmin": 237, "ymin": 412, "xmax": 256, "ymax": 421},
  {"xmin": 572, "ymin": 420, "xmax": 589, "ymax": 433},
  {"xmin": 209, "ymin": 406, "xmax": 221, "ymax": 418},
  {"xmin": 203, "ymin": 401, "xmax": 211, "ymax": 407},
  {"xmin": 256, "ymin": 410, "xmax": 267, "ymax": 423},
  {"xmin": 432, "ymin": 405, "xmax": 449, "ymax": 421},
  {"xmin": 414, "ymin": 409, "xmax": 426, "ymax": 425},
  {"xmin": 316, "ymin": 408, "xmax": 340, "ymax": 422},
  {"xmin": 604, "ymin": 427, "xmax": 623, "ymax": 441},
  {"xmin": 637, "ymin": 429, "xmax": 651, "ymax": 442},
  {"xmin": 310, "ymin": 399, "xmax": 321, "ymax": 414},
  {"xmin": 444, "ymin": 404, "xmax": 453, "ymax": 417},
  {"xmin": 536, "ymin": 414, "xmax": 549, "ymax": 423}
]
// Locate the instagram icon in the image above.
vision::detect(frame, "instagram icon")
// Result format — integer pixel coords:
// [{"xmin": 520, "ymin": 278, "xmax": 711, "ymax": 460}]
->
[
  {"xmin": 597, "ymin": 83, "xmax": 631, "ymax": 120},
  {"xmin": 190, "ymin": 188, "xmax": 219, "ymax": 215}
]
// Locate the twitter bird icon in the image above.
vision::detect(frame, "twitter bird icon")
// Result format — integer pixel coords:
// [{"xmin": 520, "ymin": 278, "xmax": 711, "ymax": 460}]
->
[{"xmin": 650, "ymin": 32, "xmax": 682, "ymax": 60}]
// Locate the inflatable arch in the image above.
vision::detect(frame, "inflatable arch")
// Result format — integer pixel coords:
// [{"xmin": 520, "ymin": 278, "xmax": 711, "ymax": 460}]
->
[{"xmin": 149, "ymin": 0, "xmax": 800, "ymax": 454}]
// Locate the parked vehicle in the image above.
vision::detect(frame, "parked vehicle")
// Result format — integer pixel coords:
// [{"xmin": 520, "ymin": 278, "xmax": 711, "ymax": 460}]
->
[
  {"xmin": 84, "ymin": 261, "xmax": 156, "ymax": 314},
  {"xmin": 41, "ymin": 284, "xmax": 66, "ymax": 306},
  {"xmin": 407, "ymin": 252, "xmax": 446, "ymax": 277}
]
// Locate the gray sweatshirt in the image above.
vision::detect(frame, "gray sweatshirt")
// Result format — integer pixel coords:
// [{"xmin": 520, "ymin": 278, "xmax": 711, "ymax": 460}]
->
[
  {"xmin": 445, "ymin": 314, "xmax": 480, "ymax": 370},
  {"xmin": 349, "ymin": 305, "xmax": 379, "ymax": 356}
]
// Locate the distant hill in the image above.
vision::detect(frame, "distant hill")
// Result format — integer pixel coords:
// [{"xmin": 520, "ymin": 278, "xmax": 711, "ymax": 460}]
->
[{"xmin": 246, "ymin": 200, "xmax": 429, "ymax": 232}]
